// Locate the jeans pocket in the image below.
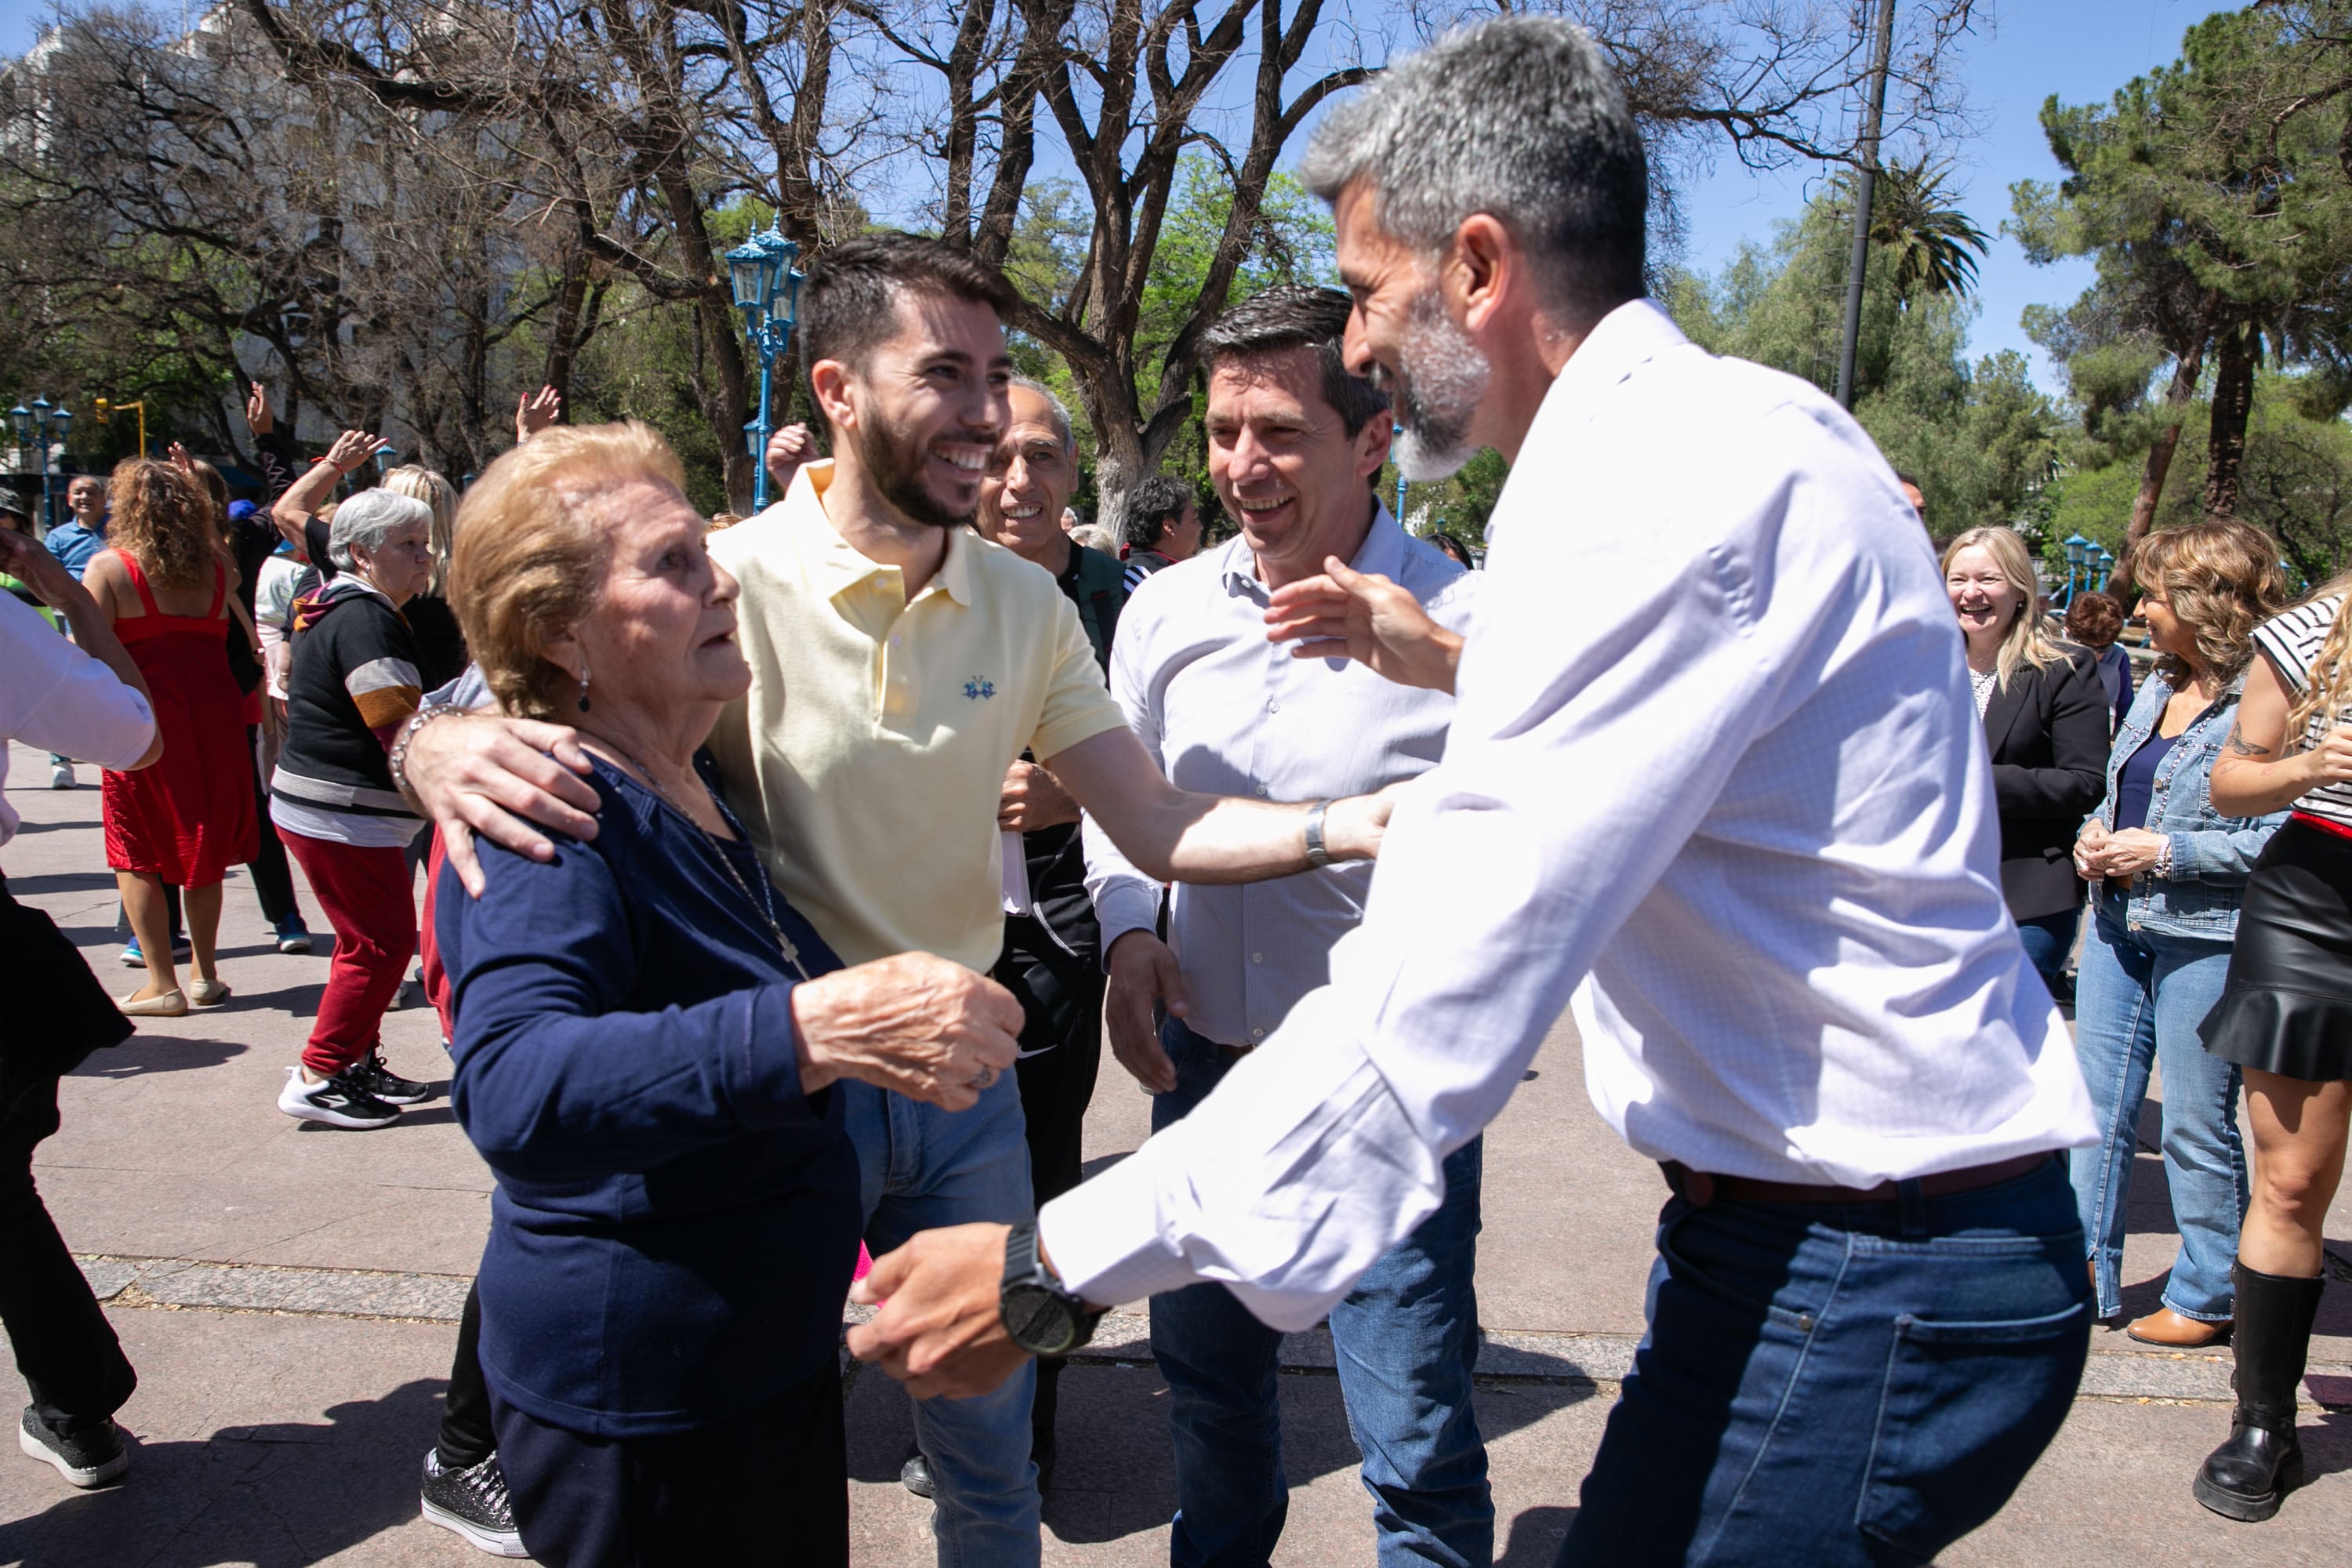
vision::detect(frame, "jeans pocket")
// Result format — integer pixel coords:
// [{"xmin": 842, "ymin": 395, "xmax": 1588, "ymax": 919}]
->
[{"xmin": 1857, "ymin": 1300, "xmax": 2089, "ymax": 1558}]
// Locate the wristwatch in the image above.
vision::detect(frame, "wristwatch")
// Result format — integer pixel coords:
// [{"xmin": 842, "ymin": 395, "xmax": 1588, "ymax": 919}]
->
[{"xmin": 1000, "ymin": 1221, "xmax": 1104, "ymax": 1357}]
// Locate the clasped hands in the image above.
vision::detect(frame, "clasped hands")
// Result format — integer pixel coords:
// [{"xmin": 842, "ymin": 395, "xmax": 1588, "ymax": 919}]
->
[{"xmin": 2074, "ymin": 820, "xmax": 2165, "ymax": 881}]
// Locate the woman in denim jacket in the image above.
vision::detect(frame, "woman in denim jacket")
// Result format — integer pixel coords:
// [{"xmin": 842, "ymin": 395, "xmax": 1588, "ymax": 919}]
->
[{"xmin": 2069, "ymin": 522, "xmax": 2289, "ymax": 1345}]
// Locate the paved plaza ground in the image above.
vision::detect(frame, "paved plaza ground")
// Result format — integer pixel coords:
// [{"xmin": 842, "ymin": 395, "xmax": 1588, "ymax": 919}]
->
[{"xmin": 4, "ymin": 739, "xmax": 2350, "ymax": 1566}]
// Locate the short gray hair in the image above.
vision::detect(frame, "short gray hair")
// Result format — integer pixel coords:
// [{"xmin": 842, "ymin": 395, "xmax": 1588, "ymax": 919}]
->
[
  {"xmin": 1009, "ymin": 376, "xmax": 1075, "ymax": 452},
  {"xmin": 329, "ymin": 488, "xmax": 434, "ymax": 572},
  {"xmin": 1299, "ymin": 16, "xmax": 1647, "ymax": 325}
]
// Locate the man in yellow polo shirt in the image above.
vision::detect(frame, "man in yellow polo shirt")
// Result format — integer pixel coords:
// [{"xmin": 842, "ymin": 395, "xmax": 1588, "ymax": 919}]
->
[{"xmin": 401, "ymin": 234, "xmax": 1395, "ymax": 1567}]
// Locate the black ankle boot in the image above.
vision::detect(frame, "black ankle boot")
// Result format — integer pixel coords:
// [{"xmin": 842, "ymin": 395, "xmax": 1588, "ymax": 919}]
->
[{"xmin": 2194, "ymin": 1261, "xmax": 2325, "ymax": 1522}]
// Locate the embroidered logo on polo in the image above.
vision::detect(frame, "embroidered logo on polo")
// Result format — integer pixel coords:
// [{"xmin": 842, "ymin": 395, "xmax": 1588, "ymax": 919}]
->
[{"xmin": 963, "ymin": 677, "xmax": 996, "ymax": 701}]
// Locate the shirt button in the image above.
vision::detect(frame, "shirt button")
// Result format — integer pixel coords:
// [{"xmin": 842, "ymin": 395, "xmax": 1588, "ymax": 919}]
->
[
  {"xmin": 1251, "ymin": 952, "xmax": 1263, "ymax": 964},
  {"xmin": 1250, "ymin": 1026, "xmax": 1265, "ymax": 1040},
  {"xmin": 1267, "ymin": 699, "xmax": 1280, "ymax": 713},
  {"xmin": 1254, "ymin": 783, "xmax": 1269, "ymax": 797}
]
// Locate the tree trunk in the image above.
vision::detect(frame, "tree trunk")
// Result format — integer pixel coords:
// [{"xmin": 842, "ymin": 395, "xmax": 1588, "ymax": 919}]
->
[
  {"xmin": 2108, "ymin": 339, "xmax": 2205, "ymax": 605},
  {"xmin": 2202, "ymin": 324, "xmax": 2256, "ymax": 519}
]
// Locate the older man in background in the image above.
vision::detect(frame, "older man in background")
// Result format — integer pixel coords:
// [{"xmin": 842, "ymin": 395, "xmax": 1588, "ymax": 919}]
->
[{"xmin": 973, "ymin": 375, "xmax": 1124, "ymax": 1479}]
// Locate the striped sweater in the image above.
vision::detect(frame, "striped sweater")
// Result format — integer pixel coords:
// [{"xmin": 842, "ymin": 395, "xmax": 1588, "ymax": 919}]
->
[{"xmin": 270, "ymin": 576, "xmax": 422, "ymax": 840}]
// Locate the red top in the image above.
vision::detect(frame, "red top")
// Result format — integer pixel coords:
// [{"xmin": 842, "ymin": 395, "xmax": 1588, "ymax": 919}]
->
[{"xmin": 99, "ymin": 552, "xmax": 259, "ymax": 886}]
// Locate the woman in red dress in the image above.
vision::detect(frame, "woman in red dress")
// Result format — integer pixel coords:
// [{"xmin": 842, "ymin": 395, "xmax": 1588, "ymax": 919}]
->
[{"xmin": 82, "ymin": 459, "xmax": 259, "ymax": 1017}]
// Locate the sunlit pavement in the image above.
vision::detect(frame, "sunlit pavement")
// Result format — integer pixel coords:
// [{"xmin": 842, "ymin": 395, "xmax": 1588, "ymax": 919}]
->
[{"xmin": 4, "ymin": 740, "xmax": 2348, "ymax": 1566}]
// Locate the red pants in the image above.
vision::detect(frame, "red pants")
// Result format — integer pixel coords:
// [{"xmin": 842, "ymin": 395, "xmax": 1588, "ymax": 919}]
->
[{"xmin": 281, "ymin": 832, "xmax": 416, "ymax": 1078}]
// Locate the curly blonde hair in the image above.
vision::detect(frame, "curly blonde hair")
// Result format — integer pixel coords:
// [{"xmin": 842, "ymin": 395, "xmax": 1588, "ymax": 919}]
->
[
  {"xmin": 2131, "ymin": 521, "xmax": 2288, "ymax": 687},
  {"xmin": 1940, "ymin": 526, "xmax": 2064, "ymax": 692},
  {"xmin": 105, "ymin": 458, "xmax": 217, "ymax": 593},
  {"xmin": 448, "ymin": 420, "xmax": 687, "ymax": 720}
]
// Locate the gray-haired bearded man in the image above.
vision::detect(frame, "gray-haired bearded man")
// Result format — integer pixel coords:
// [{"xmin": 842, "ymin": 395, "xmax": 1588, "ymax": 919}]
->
[{"xmin": 849, "ymin": 20, "xmax": 2097, "ymax": 1568}]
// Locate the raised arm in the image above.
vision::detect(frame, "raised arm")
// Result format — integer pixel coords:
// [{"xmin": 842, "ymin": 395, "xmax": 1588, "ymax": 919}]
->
[{"xmin": 272, "ymin": 429, "xmax": 390, "ymax": 549}]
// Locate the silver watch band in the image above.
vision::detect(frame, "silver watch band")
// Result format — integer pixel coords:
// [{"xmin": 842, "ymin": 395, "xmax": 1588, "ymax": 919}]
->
[{"xmin": 1304, "ymin": 800, "xmax": 1334, "ymax": 869}]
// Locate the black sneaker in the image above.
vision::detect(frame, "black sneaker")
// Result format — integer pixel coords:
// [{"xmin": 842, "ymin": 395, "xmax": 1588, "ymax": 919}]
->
[
  {"xmin": 420, "ymin": 1450, "xmax": 528, "ymax": 1557},
  {"xmin": 900, "ymin": 1446, "xmax": 935, "ymax": 1498},
  {"xmin": 19, "ymin": 1407, "xmax": 129, "ymax": 1488},
  {"xmin": 277, "ymin": 1068, "xmax": 401, "ymax": 1129},
  {"xmin": 350, "ymin": 1052, "xmax": 432, "ymax": 1105}
]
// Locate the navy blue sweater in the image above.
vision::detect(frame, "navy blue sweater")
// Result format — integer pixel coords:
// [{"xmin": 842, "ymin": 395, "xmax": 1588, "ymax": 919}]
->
[{"xmin": 437, "ymin": 755, "xmax": 859, "ymax": 1437}]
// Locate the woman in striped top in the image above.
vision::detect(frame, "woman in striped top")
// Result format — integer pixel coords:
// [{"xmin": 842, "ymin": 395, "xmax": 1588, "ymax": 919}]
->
[{"xmin": 2191, "ymin": 581, "xmax": 2352, "ymax": 1523}]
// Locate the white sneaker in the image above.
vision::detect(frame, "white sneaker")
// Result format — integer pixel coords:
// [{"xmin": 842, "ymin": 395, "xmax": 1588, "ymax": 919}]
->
[
  {"xmin": 49, "ymin": 763, "xmax": 74, "ymax": 789},
  {"xmin": 277, "ymin": 1067, "xmax": 401, "ymax": 1129}
]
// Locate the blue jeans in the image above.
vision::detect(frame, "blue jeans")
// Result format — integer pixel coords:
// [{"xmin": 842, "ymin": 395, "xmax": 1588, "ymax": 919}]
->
[
  {"xmin": 2067, "ymin": 893, "xmax": 2247, "ymax": 1321},
  {"xmin": 1148, "ymin": 1020, "xmax": 1492, "ymax": 1568},
  {"xmin": 841, "ymin": 1075, "xmax": 1040, "ymax": 1568},
  {"xmin": 1563, "ymin": 1158, "xmax": 2089, "ymax": 1567},
  {"xmin": 2014, "ymin": 907, "xmax": 2081, "ymax": 996}
]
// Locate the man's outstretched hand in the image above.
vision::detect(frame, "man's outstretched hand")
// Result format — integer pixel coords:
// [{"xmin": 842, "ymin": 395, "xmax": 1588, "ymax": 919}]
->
[
  {"xmin": 401, "ymin": 713, "xmax": 601, "ymax": 896},
  {"xmin": 848, "ymin": 1223, "xmax": 1035, "ymax": 1399},
  {"xmin": 1265, "ymin": 556, "xmax": 1461, "ymax": 694}
]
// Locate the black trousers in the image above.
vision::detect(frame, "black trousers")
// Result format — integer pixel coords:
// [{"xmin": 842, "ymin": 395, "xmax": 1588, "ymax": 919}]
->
[
  {"xmin": 245, "ymin": 724, "xmax": 297, "ymax": 925},
  {"xmin": 0, "ymin": 1076, "xmax": 136, "ymax": 1437},
  {"xmin": 491, "ymin": 1363, "xmax": 848, "ymax": 1567},
  {"xmin": 995, "ymin": 913, "xmax": 1104, "ymax": 1440},
  {"xmin": 436, "ymin": 1278, "xmax": 497, "ymax": 1470}
]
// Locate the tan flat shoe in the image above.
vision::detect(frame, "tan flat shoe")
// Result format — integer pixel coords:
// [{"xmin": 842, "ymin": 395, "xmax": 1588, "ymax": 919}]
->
[
  {"xmin": 2125, "ymin": 1306, "xmax": 2232, "ymax": 1348},
  {"xmin": 118, "ymin": 988, "xmax": 187, "ymax": 1018},
  {"xmin": 188, "ymin": 979, "xmax": 232, "ymax": 1008}
]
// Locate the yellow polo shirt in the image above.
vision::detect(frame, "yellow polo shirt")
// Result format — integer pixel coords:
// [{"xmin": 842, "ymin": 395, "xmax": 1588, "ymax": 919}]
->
[{"xmin": 706, "ymin": 460, "xmax": 1127, "ymax": 971}]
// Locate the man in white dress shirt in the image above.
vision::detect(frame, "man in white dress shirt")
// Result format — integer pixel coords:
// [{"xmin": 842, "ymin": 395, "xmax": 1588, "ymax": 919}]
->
[
  {"xmin": 851, "ymin": 19, "xmax": 2100, "ymax": 1566},
  {"xmin": 1085, "ymin": 286, "xmax": 1486, "ymax": 1566}
]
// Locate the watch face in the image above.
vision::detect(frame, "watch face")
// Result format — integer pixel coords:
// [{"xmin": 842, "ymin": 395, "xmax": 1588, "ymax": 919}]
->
[{"xmin": 1004, "ymin": 1284, "xmax": 1076, "ymax": 1356}]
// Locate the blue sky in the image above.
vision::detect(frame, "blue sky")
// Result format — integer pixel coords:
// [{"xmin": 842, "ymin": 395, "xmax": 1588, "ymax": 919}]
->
[
  {"xmin": 0, "ymin": 0, "xmax": 2235, "ymax": 396},
  {"xmin": 1674, "ymin": 0, "xmax": 2237, "ymax": 390}
]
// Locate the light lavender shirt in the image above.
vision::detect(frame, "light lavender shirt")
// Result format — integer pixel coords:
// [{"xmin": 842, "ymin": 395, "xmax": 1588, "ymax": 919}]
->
[{"xmin": 1083, "ymin": 509, "xmax": 1472, "ymax": 1049}]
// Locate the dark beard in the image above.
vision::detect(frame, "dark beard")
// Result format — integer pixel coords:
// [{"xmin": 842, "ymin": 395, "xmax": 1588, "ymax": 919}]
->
[{"xmin": 857, "ymin": 415, "xmax": 974, "ymax": 530}]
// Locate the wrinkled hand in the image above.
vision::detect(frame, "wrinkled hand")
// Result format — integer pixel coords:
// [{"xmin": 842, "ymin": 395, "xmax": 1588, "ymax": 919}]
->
[
  {"xmin": 325, "ymin": 429, "xmax": 391, "ymax": 474},
  {"xmin": 998, "ymin": 760, "xmax": 1080, "ymax": 832},
  {"xmin": 1265, "ymin": 556, "xmax": 1462, "ymax": 694},
  {"xmin": 245, "ymin": 384, "xmax": 274, "ymax": 437},
  {"xmin": 790, "ymin": 953, "xmax": 1022, "ymax": 1110},
  {"xmin": 0, "ymin": 528, "xmax": 83, "ymax": 608},
  {"xmin": 515, "ymin": 386, "xmax": 563, "ymax": 444},
  {"xmin": 1319, "ymin": 781, "xmax": 1405, "ymax": 862},
  {"xmin": 1105, "ymin": 930, "xmax": 1188, "ymax": 1094},
  {"xmin": 403, "ymin": 713, "xmax": 601, "ymax": 897},
  {"xmin": 848, "ymin": 1223, "xmax": 1034, "ymax": 1399},
  {"xmin": 2100, "ymin": 827, "xmax": 2166, "ymax": 879},
  {"xmin": 2072, "ymin": 820, "xmax": 2111, "ymax": 880},
  {"xmin": 765, "ymin": 423, "xmax": 815, "ymax": 494}
]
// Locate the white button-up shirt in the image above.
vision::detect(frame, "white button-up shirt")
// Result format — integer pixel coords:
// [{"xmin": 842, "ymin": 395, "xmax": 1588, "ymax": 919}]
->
[
  {"xmin": 1040, "ymin": 299, "xmax": 2099, "ymax": 1330},
  {"xmin": 1083, "ymin": 509, "xmax": 1472, "ymax": 1048}
]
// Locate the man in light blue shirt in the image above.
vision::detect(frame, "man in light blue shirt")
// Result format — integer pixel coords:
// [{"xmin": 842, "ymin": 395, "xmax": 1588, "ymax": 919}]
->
[
  {"xmin": 1083, "ymin": 287, "xmax": 1485, "ymax": 1568},
  {"xmin": 41, "ymin": 476, "xmax": 108, "ymax": 583}
]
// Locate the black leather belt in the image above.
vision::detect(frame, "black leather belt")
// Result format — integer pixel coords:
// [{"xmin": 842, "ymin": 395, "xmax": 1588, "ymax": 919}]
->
[{"xmin": 1661, "ymin": 1151, "xmax": 2056, "ymax": 1209}]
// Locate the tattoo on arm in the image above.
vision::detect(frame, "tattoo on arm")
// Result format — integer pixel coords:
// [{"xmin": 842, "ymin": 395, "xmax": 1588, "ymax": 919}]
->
[{"xmin": 2225, "ymin": 723, "xmax": 2273, "ymax": 759}]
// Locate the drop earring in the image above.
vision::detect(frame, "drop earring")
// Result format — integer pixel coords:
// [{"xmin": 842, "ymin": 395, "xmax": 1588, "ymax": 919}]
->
[{"xmin": 577, "ymin": 663, "xmax": 591, "ymax": 713}]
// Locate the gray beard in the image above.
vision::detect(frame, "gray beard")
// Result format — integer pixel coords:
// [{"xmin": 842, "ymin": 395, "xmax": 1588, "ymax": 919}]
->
[{"xmin": 1388, "ymin": 289, "xmax": 1490, "ymax": 482}]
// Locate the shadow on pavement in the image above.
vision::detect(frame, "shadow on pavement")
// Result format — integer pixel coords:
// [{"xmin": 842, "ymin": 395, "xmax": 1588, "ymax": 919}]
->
[
  {"xmin": 72, "ymin": 1035, "xmax": 249, "ymax": 1079},
  {"xmin": 1498, "ymin": 1504, "xmax": 1578, "ymax": 1565},
  {"xmin": 0, "ymin": 1378, "xmax": 444, "ymax": 1568},
  {"xmin": 2, "ymin": 870, "xmax": 118, "ymax": 897}
]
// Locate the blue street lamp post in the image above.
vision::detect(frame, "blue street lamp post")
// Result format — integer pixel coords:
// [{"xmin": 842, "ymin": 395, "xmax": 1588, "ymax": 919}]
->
[
  {"xmin": 2061, "ymin": 533, "xmax": 2092, "ymax": 608},
  {"xmin": 725, "ymin": 224, "xmax": 806, "ymax": 514},
  {"xmin": 1393, "ymin": 426, "xmax": 1407, "ymax": 523},
  {"xmin": 2094, "ymin": 547, "xmax": 2114, "ymax": 593},
  {"xmin": 9, "ymin": 397, "xmax": 74, "ymax": 533}
]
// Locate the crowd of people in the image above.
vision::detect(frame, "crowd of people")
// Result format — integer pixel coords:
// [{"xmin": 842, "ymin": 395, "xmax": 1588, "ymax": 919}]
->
[{"xmin": 4, "ymin": 15, "xmax": 2352, "ymax": 1567}]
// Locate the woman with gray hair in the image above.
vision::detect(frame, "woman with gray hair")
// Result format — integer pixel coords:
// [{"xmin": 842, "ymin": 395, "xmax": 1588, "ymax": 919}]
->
[{"xmin": 269, "ymin": 487, "xmax": 438, "ymax": 1128}]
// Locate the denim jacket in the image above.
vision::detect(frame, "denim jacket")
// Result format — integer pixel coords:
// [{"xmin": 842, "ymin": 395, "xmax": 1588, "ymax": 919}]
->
[{"xmin": 2083, "ymin": 669, "xmax": 2285, "ymax": 938}]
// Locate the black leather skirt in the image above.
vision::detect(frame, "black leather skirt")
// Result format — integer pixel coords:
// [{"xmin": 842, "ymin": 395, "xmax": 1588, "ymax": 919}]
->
[{"xmin": 2201, "ymin": 816, "xmax": 2352, "ymax": 1082}]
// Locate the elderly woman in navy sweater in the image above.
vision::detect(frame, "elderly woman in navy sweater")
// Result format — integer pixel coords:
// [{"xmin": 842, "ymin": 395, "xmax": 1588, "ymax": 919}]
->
[{"xmin": 429, "ymin": 422, "xmax": 1022, "ymax": 1567}]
